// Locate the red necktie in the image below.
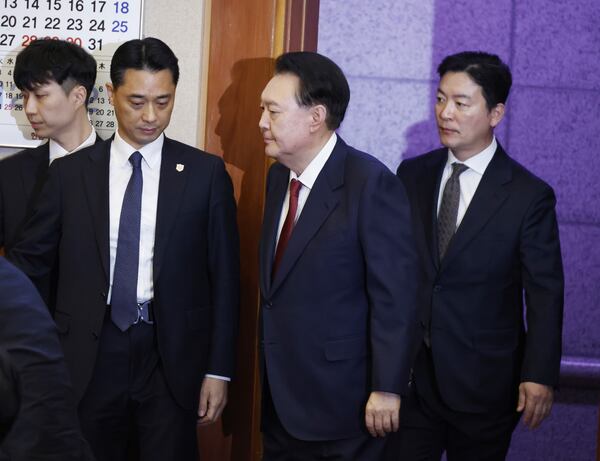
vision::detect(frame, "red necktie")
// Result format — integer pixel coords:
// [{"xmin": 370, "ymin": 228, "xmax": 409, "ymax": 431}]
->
[{"xmin": 272, "ymin": 179, "xmax": 302, "ymax": 277}]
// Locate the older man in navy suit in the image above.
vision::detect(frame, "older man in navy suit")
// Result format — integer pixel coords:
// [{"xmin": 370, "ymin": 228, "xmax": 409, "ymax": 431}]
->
[{"xmin": 258, "ymin": 51, "xmax": 419, "ymax": 460}]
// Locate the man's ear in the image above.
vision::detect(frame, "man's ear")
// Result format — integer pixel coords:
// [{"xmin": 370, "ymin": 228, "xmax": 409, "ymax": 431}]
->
[
  {"xmin": 490, "ymin": 103, "xmax": 505, "ymax": 128},
  {"xmin": 70, "ymin": 84, "xmax": 88, "ymax": 109},
  {"xmin": 106, "ymin": 82, "xmax": 115, "ymax": 105},
  {"xmin": 309, "ymin": 104, "xmax": 328, "ymax": 133}
]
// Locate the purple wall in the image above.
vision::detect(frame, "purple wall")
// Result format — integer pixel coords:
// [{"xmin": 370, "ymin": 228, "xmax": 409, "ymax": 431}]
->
[{"xmin": 319, "ymin": 1, "xmax": 600, "ymax": 459}]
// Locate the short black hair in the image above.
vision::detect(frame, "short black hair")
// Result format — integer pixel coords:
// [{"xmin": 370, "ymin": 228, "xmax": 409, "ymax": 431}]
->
[
  {"xmin": 437, "ymin": 51, "xmax": 512, "ymax": 110},
  {"xmin": 110, "ymin": 37, "xmax": 179, "ymax": 88},
  {"xmin": 274, "ymin": 51, "xmax": 350, "ymax": 130},
  {"xmin": 14, "ymin": 39, "xmax": 97, "ymax": 107}
]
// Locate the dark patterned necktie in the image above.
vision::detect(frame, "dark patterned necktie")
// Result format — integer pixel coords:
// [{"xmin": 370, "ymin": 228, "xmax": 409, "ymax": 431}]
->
[
  {"xmin": 437, "ymin": 162, "xmax": 469, "ymax": 259},
  {"xmin": 111, "ymin": 151, "xmax": 143, "ymax": 331},
  {"xmin": 272, "ymin": 179, "xmax": 302, "ymax": 278}
]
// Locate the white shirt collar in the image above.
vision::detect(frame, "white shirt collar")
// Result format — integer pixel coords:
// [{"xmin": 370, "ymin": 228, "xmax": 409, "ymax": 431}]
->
[
  {"xmin": 112, "ymin": 130, "xmax": 163, "ymax": 170},
  {"xmin": 447, "ymin": 136, "xmax": 497, "ymax": 175},
  {"xmin": 289, "ymin": 132, "xmax": 337, "ymax": 189},
  {"xmin": 48, "ymin": 129, "xmax": 97, "ymax": 164}
]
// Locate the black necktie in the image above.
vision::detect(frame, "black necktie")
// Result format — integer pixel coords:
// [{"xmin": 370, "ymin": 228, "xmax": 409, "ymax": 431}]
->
[
  {"xmin": 111, "ymin": 151, "xmax": 143, "ymax": 331},
  {"xmin": 437, "ymin": 162, "xmax": 469, "ymax": 259}
]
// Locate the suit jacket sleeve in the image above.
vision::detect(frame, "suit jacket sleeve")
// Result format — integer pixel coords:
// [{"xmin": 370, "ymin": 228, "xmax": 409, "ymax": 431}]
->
[
  {"xmin": 6, "ymin": 160, "xmax": 61, "ymax": 295},
  {"xmin": 519, "ymin": 184, "xmax": 564, "ymax": 387},
  {"xmin": 359, "ymin": 166, "xmax": 419, "ymax": 395},
  {"xmin": 206, "ymin": 159, "xmax": 240, "ymax": 378},
  {"xmin": 0, "ymin": 259, "xmax": 93, "ymax": 461}
]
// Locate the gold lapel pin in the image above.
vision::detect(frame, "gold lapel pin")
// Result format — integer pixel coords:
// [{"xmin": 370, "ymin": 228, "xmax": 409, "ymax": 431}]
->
[{"xmin": 176, "ymin": 164, "xmax": 184, "ymax": 172}]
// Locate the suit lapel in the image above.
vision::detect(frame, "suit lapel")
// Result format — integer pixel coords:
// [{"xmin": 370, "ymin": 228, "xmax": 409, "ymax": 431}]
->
[
  {"xmin": 440, "ymin": 145, "xmax": 512, "ymax": 268},
  {"xmin": 82, "ymin": 140, "xmax": 111, "ymax": 283},
  {"xmin": 259, "ymin": 164, "xmax": 288, "ymax": 296},
  {"xmin": 417, "ymin": 150, "xmax": 446, "ymax": 270},
  {"xmin": 269, "ymin": 140, "xmax": 345, "ymax": 294},
  {"xmin": 153, "ymin": 137, "xmax": 189, "ymax": 282}
]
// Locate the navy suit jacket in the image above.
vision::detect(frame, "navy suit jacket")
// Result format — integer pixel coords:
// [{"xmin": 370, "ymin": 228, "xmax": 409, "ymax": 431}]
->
[
  {"xmin": 259, "ymin": 137, "xmax": 419, "ymax": 441},
  {"xmin": 9, "ymin": 136, "xmax": 240, "ymax": 410},
  {"xmin": 0, "ymin": 257, "xmax": 93, "ymax": 461},
  {"xmin": 397, "ymin": 144, "xmax": 564, "ymax": 413}
]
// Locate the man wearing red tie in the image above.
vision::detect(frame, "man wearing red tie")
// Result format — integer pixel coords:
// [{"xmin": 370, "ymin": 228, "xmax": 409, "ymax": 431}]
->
[{"xmin": 257, "ymin": 51, "xmax": 419, "ymax": 460}]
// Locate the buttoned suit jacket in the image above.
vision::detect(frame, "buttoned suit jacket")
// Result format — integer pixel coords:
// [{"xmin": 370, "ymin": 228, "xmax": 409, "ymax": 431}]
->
[
  {"xmin": 8, "ymin": 136, "xmax": 240, "ymax": 411},
  {"xmin": 397, "ymin": 143, "xmax": 564, "ymax": 414},
  {"xmin": 0, "ymin": 257, "xmax": 93, "ymax": 461},
  {"xmin": 259, "ymin": 137, "xmax": 419, "ymax": 441}
]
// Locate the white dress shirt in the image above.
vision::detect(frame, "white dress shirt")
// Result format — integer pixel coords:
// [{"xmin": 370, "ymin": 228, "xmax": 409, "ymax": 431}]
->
[
  {"xmin": 107, "ymin": 131, "xmax": 162, "ymax": 305},
  {"xmin": 437, "ymin": 137, "xmax": 497, "ymax": 227},
  {"xmin": 276, "ymin": 132, "xmax": 337, "ymax": 243},
  {"xmin": 48, "ymin": 129, "xmax": 97, "ymax": 164}
]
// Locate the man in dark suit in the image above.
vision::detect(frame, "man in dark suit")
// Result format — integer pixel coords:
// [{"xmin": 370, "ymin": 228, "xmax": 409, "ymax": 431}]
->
[
  {"xmin": 258, "ymin": 51, "xmax": 418, "ymax": 460},
  {"xmin": 0, "ymin": 257, "xmax": 93, "ymax": 461},
  {"xmin": 0, "ymin": 39, "xmax": 99, "ymax": 308},
  {"xmin": 9, "ymin": 38, "xmax": 239, "ymax": 461},
  {"xmin": 389, "ymin": 51, "xmax": 564, "ymax": 460}
]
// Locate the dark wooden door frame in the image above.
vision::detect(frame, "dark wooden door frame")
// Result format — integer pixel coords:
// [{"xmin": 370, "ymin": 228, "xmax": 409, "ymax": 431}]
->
[{"xmin": 198, "ymin": 1, "xmax": 319, "ymax": 460}]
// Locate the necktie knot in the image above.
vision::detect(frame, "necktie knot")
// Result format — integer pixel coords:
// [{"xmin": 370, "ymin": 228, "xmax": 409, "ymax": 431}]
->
[
  {"xmin": 129, "ymin": 151, "xmax": 142, "ymax": 169},
  {"xmin": 289, "ymin": 178, "xmax": 302, "ymax": 198},
  {"xmin": 451, "ymin": 162, "xmax": 468, "ymax": 177}
]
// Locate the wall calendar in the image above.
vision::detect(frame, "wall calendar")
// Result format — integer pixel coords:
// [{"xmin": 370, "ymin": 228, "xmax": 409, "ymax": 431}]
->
[{"xmin": 0, "ymin": 0, "xmax": 143, "ymax": 147}]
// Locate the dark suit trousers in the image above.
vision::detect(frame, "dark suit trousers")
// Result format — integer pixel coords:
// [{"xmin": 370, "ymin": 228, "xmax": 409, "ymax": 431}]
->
[
  {"xmin": 78, "ymin": 313, "xmax": 198, "ymax": 461},
  {"xmin": 261, "ymin": 378, "xmax": 385, "ymax": 461},
  {"xmin": 385, "ymin": 346, "xmax": 520, "ymax": 461}
]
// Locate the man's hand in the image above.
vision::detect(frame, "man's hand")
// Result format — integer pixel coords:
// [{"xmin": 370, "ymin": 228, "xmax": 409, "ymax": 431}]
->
[
  {"xmin": 516, "ymin": 381, "xmax": 553, "ymax": 429},
  {"xmin": 197, "ymin": 377, "xmax": 228, "ymax": 426},
  {"xmin": 365, "ymin": 391, "xmax": 401, "ymax": 437}
]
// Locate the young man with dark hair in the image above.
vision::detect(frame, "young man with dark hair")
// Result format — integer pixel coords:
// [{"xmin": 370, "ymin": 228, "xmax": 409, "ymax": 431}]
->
[
  {"xmin": 388, "ymin": 51, "xmax": 564, "ymax": 460},
  {"xmin": 0, "ymin": 39, "xmax": 98, "ymax": 258},
  {"xmin": 258, "ymin": 51, "xmax": 418, "ymax": 460},
  {"xmin": 9, "ymin": 37, "xmax": 240, "ymax": 461}
]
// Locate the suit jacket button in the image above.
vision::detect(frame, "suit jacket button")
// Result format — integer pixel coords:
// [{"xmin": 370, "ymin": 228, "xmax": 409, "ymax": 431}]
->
[
  {"xmin": 265, "ymin": 301, "xmax": 273, "ymax": 309},
  {"xmin": 433, "ymin": 285, "xmax": 442, "ymax": 292},
  {"xmin": 92, "ymin": 331, "xmax": 99, "ymax": 340}
]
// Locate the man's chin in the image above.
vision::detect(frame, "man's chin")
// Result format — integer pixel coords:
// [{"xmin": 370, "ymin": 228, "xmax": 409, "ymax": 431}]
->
[{"xmin": 264, "ymin": 148, "xmax": 280, "ymax": 160}]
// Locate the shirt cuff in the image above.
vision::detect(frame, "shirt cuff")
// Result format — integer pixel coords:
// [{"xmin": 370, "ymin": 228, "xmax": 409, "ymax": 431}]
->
[{"xmin": 205, "ymin": 374, "xmax": 231, "ymax": 382}]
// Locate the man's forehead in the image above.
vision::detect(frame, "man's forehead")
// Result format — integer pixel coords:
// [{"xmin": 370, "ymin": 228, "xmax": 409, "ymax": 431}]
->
[
  {"xmin": 26, "ymin": 79, "xmax": 61, "ymax": 91},
  {"xmin": 118, "ymin": 68, "xmax": 176, "ymax": 88},
  {"xmin": 438, "ymin": 72, "xmax": 481, "ymax": 96},
  {"xmin": 261, "ymin": 74, "xmax": 298, "ymax": 102}
]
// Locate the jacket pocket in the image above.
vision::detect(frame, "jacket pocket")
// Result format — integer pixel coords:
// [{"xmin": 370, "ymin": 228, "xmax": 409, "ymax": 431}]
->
[
  {"xmin": 185, "ymin": 306, "xmax": 211, "ymax": 332},
  {"xmin": 324, "ymin": 336, "xmax": 367, "ymax": 361},
  {"xmin": 474, "ymin": 328, "xmax": 518, "ymax": 351}
]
